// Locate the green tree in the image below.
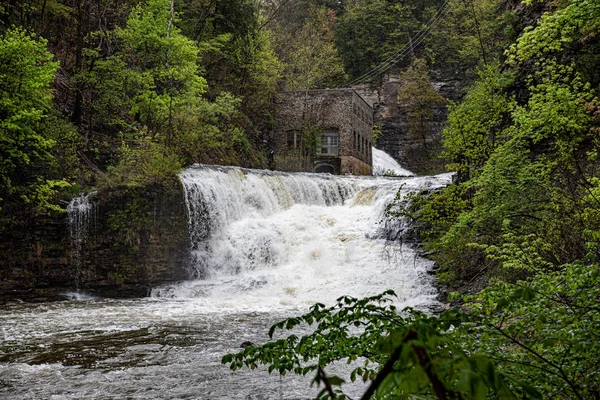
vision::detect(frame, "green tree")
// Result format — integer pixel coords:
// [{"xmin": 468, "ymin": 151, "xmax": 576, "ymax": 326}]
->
[
  {"xmin": 414, "ymin": 0, "xmax": 600, "ymax": 287},
  {"xmin": 396, "ymin": 57, "xmax": 445, "ymax": 152},
  {"xmin": 171, "ymin": 92, "xmax": 257, "ymax": 166},
  {"xmin": 178, "ymin": 0, "xmax": 282, "ymax": 166},
  {"xmin": 426, "ymin": 0, "xmax": 511, "ymax": 77},
  {"xmin": 0, "ymin": 28, "xmax": 70, "ymax": 213},
  {"xmin": 283, "ymin": 4, "xmax": 346, "ymax": 90},
  {"xmin": 335, "ymin": 0, "xmax": 415, "ymax": 80},
  {"xmin": 120, "ymin": 0, "xmax": 206, "ymax": 144},
  {"xmin": 441, "ymin": 64, "xmax": 515, "ymax": 181}
]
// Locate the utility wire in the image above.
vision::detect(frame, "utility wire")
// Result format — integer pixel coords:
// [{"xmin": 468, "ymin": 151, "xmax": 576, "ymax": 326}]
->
[
  {"xmin": 347, "ymin": 0, "xmax": 451, "ymax": 85},
  {"xmin": 347, "ymin": 1, "xmax": 450, "ymax": 85},
  {"xmin": 346, "ymin": 0, "xmax": 452, "ymax": 86}
]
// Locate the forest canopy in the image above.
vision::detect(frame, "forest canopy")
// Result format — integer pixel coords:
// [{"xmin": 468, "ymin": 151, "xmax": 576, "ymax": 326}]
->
[{"xmin": 0, "ymin": 0, "xmax": 519, "ymax": 216}]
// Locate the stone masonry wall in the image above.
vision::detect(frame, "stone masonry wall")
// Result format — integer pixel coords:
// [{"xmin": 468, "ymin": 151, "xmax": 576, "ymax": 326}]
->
[
  {"xmin": 274, "ymin": 89, "xmax": 373, "ymax": 175},
  {"xmin": 350, "ymin": 91, "xmax": 373, "ymax": 167}
]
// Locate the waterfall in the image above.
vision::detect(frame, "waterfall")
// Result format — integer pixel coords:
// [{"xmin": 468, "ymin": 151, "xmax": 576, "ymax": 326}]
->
[
  {"xmin": 2, "ymin": 166, "xmax": 454, "ymax": 399},
  {"xmin": 66, "ymin": 193, "xmax": 96, "ymax": 294},
  {"xmin": 372, "ymin": 147, "xmax": 414, "ymax": 176},
  {"xmin": 153, "ymin": 165, "xmax": 452, "ymax": 311}
]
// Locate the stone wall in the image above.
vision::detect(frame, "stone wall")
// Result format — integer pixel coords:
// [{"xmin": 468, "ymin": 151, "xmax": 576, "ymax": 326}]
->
[
  {"xmin": 349, "ymin": 90, "xmax": 373, "ymax": 167},
  {"xmin": 0, "ymin": 179, "xmax": 189, "ymax": 302},
  {"xmin": 274, "ymin": 89, "xmax": 373, "ymax": 175}
]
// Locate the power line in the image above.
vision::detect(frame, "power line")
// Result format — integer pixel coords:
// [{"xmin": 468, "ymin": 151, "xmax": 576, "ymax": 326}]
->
[
  {"xmin": 346, "ymin": 0, "xmax": 451, "ymax": 86},
  {"xmin": 347, "ymin": 0, "xmax": 451, "ymax": 85},
  {"xmin": 347, "ymin": 1, "xmax": 450, "ymax": 85}
]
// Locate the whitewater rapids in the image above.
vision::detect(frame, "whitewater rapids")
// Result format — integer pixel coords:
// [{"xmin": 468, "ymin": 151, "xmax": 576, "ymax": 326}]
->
[{"xmin": 0, "ymin": 165, "xmax": 453, "ymax": 399}]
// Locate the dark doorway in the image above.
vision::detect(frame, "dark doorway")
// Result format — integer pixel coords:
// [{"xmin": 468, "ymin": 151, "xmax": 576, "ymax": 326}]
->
[{"xmin": 315, "ymin": 165, "xmax": 334, "ymax": 174}]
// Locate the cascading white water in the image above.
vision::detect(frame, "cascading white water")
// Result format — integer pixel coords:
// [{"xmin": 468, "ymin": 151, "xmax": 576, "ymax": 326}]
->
[
  {"xmin": 66, "ymin": 193, "xmax": 96, "ymax": 293},
  {"xmin": 1, "ymin": 166, "xmax": 453, "ymax": 400},
  {"xmin": 152, "ymin": 166, "xmax": 452, "ymax": 312},
  {"xmin": 372, "ymin": 147, "xmax": 415, "ymax": 176}
]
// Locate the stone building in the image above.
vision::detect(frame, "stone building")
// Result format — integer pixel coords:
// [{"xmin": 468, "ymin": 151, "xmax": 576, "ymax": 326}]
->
[
  {"xmin": 353, "ymin": 69, "xmax": 460, "ymax": 175},
  {"xmin": 274, "ymin": 89, "xmax": 373, "ymax": 175}
]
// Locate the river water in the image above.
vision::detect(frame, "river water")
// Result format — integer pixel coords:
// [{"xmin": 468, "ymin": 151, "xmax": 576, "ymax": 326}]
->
[{"xmin": 0, "ymin": 165, "xmax": 452, "ymax": 399}]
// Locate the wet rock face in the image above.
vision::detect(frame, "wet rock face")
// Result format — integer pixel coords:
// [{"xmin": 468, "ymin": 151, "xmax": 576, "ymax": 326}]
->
[
  {"xmin": 355, "ymin": 73, "xmax": 467, "ymax": 176},
  {"xmin": 375, "ymin": 103, "xmax": 448, "ymax": 176},
  {"xmin": 0, "ymin": 180, "xmax": 189, "ymax": 303}
]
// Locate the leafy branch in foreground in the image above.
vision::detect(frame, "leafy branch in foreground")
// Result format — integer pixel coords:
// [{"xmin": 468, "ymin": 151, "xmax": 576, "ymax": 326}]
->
[{"xmin": 223, "ymin": 262, "xmax": 600, "ymax": 399}]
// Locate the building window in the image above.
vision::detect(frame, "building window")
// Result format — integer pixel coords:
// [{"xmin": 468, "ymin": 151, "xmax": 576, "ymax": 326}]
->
[
  {"xmin": 318, "ymin": 132, "xmax": 339, "ymax": 156},
  {"xmin": 286, "ymin": 131, "xmax": 297, "ymax": 148}
]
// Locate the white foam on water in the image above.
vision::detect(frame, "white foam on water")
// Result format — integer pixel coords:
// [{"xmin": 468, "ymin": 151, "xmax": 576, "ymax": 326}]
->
[
  {"xmin": 0, "ymin": 168, "xmax": 453, "ymax": 399},
  {"xmin": 150, "ymin": 166, "xmax": 452, "ymax": 313},
  {"xmin": 372, "ymin": 147, "xmax": 415, "ymax": 176},
  {"xmin": 59, "ymin": 291, "xmax": 99, "ymax": 301}
]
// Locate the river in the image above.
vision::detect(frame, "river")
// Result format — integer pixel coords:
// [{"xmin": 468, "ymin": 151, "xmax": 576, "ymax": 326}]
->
[{"xmin": 0, "ymin": 164, "xmax": 452, "ymax": 399}]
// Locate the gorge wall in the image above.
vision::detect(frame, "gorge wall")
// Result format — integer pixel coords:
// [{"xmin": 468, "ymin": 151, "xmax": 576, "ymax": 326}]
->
[
  {"xmin": 0, "ymin": 180, "xmax": 189, "ymax": 302},
  {"xmin": 355, "ymin": 71, "xmax": 467, "ymax": 176}
]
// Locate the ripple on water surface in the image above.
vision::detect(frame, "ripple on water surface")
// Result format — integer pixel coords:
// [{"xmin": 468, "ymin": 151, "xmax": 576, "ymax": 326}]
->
[{"xmin": 1, "ymin": 168, "xmax": 453, "ymax": 399}]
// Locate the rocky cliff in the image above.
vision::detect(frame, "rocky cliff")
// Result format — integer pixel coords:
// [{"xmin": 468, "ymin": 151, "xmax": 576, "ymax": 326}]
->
[
  {"xmin": 0, "ymin": 180, "xmax": 189, "ymax": 302},
  {"xmin": 355, "ymin": 70, "xmax": 467, "ymax": 175}
]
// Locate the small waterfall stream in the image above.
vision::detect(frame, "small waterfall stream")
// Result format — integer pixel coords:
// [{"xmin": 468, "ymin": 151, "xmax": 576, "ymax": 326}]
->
[
  {"xmin": 372, "ymin": 147, "xmax": 415, "ymax": 176},
  {"xmin": 1, "ymin": 163, "xmax": 453, "ymax": 399},
  {"xmin": 66, "ymin": 193, "xmax": 96, "ymax": 295}
]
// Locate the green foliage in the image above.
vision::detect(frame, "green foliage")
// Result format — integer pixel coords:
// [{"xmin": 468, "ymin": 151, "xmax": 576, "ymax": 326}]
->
[
  {"xmin": 224, "ymin": 260, "xmax": 600, "ymax": 398},
  {"xmin": 172, "ymin": 92, "xmax": 259, "ymax": 166},
  {"xmin": 21, "ymin": 179, "xmax": 72, "ymax": 214},
  {"xmin": 120, "ymin": 0, "xmax": 207, "ymax": 140},
  {"xmin": 335, "ymin": 0, "xmax": 414, "ymax": 80},
  {"xmin": 333, "ymin": 0, "xmax": 511, "ymax": 83},
  {"xmin": 237, "ymin": 27, "xmax": 283, "ymax": 112},
  {"xmin": 0, "ymin": 28, "xmax": 57, "ymax": 190},
  {"xmin": 510, "ymin": 64, "xmax": 593, "ymax": 164},
  {"xmin": 441, "ymin": 70, "xmax": 594, "ymax": 271},
  {"xmin": 427, "ymin": 0, "xmax": 510, "ymax": 76},
  {"xmin": 420, "ymin": 0, "xmax": 600, "ymax": 286},
  {"xmin": 107, "ymin": 137, "xmax": 183, "ymax": 187},
  {"xmin": 459, "ymin": 260, "xmax": 600, "ymax": 399},
  {"xmin": 0, "ymin": 27, "xmax": 73, "ymax": 213},
  {"xmin": 442, "ymin": 65, "xmax": 516, "ymax": 180},
  {"xmin": 58, "ymin": 0, "xmax": 272, "ymax": 189},
  {"xmin": 71, "ymin": 54, "xmax": 133, "ymax": 136},
  {"xmin": 506, "ymin": 0, "xmax": 600, "ymax": 64},
  {"xmin": 388, "ymin": 183, "xmax": 471, "ymax": 241},
  {"xmin": 282, "ymin": 4, "xmax": 346, "ymax": 90},
  {"xmin": 179, "ymin": 0, "xmax": 281, "ymax": 159},
  {"xmin": 397, "ymin": 58, "xmax": 446, "ymax": 151}
]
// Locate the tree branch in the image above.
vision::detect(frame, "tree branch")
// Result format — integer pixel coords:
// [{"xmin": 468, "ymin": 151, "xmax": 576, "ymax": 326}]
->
[
  {"xmin": 361, "ymin": 329, "xmax": 451, "ymax": 400},
  {"xmin": 489, "ymin": 324, "xmax": 583, "ymax": 400}
]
